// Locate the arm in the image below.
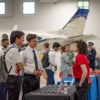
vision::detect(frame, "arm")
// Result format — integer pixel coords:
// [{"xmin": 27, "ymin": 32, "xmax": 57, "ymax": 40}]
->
[
  {"xmin": 79, "ymin": 64, "xmax": 87, "ymax": 87},
  {"xmin": 12, "ymin": 49, "xmax": 24, "ymax": 70},
  {"xmin": 16, "ymin": 63, "xmax": 24, "ymax": 70}
]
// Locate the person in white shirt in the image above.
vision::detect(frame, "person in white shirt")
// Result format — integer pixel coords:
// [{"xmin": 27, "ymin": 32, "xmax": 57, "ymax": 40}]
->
[
  {"xmin": 5, "ymin": 31, "xmax": 25, "ymax": 100},
  {"xmin": 45, "ymin": 42, "xmax": 61, "ymax": 85},
  {"xmin": 0, "ymin": 38, "xmax": 9, "ymax": 100},
  {"xmin": 20, "ymin": 34, "xmax": 43, "ymax": 100}
]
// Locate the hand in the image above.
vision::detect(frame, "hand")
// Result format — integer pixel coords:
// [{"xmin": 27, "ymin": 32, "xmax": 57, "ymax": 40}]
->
[
  {"xmin": 33, "ymin": 70, "xmax": 40, "ymax": 77},
  {"xmin": 38, "ymin": 70, "xmax": 43, "ymax": 76},
  {"xmin": 79, "ymin": 83, "xmax": 82, "ymax": 87}
]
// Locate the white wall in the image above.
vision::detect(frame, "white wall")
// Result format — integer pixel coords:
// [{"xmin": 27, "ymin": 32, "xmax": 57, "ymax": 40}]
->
[
  {"xmin": 0, "ymin": 0, "xmax": 77, "ymax": 30},
  {"xmin": 0, "ymin": 0, "xmax": 100, "ymax": 55},
  {"xmin": 84, "ymin": 0, "xmax": 100, "ymax": 36},
  {"xmin": 83, "ymin": 0, "xmax": 100, "ymax": 57}
]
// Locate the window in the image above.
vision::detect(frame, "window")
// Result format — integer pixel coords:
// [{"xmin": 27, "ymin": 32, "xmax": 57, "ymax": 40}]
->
[
  {"xmin": 23, "ymin": 2, "xmax": 35, "ymax": 14},
  {"xmin": 77, "ymin": 1, "xmax": 89, "ymax": 9},
  {"xmin": 0, "ymin": 3, "xmax": 5, "ymax": 14}
]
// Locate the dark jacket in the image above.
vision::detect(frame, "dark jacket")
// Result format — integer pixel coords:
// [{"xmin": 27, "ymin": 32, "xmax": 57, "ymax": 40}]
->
[{"xmin": 87, "ymin": 48, "xmax": 96, "ymax": 69}]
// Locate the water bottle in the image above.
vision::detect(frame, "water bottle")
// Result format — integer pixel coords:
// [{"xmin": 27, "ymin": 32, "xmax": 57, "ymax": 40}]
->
[
  {"xmin": 63, "ymin": 82, "xmax": 68, "ymax": 94},
  {"xmin": 70, "ymin": 77, "xmax": 74, "ymax": 86},
  {"xmin": 57, "ymin": 80, "xmax": 63, "ymax": 94}
]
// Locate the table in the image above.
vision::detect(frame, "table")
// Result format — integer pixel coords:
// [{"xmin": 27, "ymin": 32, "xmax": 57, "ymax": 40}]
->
[
  {"xmin": 57, "ymin": 76, "xmax": 99, "ymax": 100},
  {"xmin": 95, "ymin": 74, "xmax": 100, "ymax": 100},
  {"xmin": 24, "ymin": 85, "xmax": 76, "ymax": 100},
  {"xmin": 87, "ymin": 76, "xmax": 98, "ymax": 100}
]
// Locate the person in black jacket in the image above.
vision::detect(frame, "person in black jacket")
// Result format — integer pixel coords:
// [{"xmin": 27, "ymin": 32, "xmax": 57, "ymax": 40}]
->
[{"xmin": 87, "ymin": 42, "xmax": 96, "ymax": 71}]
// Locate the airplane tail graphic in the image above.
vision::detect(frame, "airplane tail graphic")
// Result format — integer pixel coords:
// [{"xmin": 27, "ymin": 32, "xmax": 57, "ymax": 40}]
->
[
  {"xmin": 12, "ymin": 25, "xmax": 18, "ymax": 30},
  {"xmin": 59, "ymin": 9, "xmax": 89, "ymax": 37}
]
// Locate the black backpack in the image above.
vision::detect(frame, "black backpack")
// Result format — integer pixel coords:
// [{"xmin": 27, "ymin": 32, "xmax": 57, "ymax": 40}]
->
[
  {"xmin": 42, "ymin": 50, "xmax": 51, "ymax": 68},
  {"xmin": 0, "ymin": 46, "xmax": 14, "ymax": 82}
]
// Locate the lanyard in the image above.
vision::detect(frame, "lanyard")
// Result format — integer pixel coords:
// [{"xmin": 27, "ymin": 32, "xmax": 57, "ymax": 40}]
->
[
  {"xmin": 12, "ymin": 43, "xmax": 21, "ymax": 52},
  {"xmin": 12, "ymin": 43, "xmax": 18, "ymax": 48}
]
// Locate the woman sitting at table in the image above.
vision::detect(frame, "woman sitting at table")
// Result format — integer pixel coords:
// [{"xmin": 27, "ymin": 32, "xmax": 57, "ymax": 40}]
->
[
  {"xmin": 60, "ymin": 45, "xmax": 69, "ymax": 80},
  {"xmin": 72, "ymin": 40, "xmax": 91, "ymax": 100}
]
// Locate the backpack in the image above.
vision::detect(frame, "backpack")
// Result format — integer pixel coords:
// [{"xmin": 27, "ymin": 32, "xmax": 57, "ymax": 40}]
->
[
  {"xmin": 42, "ymin": 50, "xmax": 51, "ymax": 68},
  {"xmin": 0, "ymin": 46, "xmax": 14, "ymax": 82}
]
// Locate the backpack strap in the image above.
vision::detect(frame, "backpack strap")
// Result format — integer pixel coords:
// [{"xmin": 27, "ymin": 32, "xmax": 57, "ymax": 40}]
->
[
  {"xmin": 4, "ymin": 46, "xmax": 15, "ymax": 56},
  {"xmin": 3, "ymin": 46, "xmax": 15, "ymax": 73}
]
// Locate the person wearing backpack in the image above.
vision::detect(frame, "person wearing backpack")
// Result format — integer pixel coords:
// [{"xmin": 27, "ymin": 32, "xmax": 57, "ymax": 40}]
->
[
  {"xmin": 42, "ymin": 42, "xmax": 50, "ymax": 80},
  {"xmin": 45, "ymin": 42, "xmax": 61, "ymax": 85},
  {"xmin": 0, "ymin": 38, "xmax": 9, "ymax": 100},
  {"xmin": 5, "ymin": 31, "xmax": 25, "ymax": 100}
]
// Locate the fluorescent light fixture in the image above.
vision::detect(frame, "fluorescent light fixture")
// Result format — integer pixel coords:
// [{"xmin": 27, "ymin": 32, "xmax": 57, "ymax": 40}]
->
[{"xmin": 0, "ymin": 2, "xmax": 5, "ymax": 14}]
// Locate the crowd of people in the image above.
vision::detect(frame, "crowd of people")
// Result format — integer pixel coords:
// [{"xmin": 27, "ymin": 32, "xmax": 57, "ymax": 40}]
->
[
  {"xmin": 41, "ymin": 40, "xmax": 96, "ymax": 100},
  {"xmin": 0, "ymin": 30, "xmax": 97, "ymax": 100}
]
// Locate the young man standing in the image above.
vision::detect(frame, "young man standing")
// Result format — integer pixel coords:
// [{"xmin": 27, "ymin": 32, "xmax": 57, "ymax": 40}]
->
[
  {"xmin": 20, "ymin": 34, "xmax": 43, "ymax": 99},
  {"xmin": 0, "ymin": 38, "xmax": 9, "ymax": 100},
  {"xmin": 45, "ymin": 42, "xmax": 61, "ymax": 85},
  {"xmin": 5, "ymin": 31, "xmax": 25, "ymax": 100}
]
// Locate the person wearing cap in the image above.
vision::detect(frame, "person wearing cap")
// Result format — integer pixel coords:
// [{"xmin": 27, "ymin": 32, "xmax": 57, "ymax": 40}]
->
[{"xmin": 87, "ymin": 42, "xmax": 96, "ymax": 71}]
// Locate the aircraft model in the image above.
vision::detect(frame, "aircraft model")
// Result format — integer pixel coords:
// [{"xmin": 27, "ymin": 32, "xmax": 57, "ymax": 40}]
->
[{"xmin": 0, "ymin": 8, "xmax": 96, "ymax": 51}]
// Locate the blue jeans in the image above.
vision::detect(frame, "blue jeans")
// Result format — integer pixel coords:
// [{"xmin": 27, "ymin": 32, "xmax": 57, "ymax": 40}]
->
[
  {"xmin": 45, "ymin": 69, "xmax": 55, "ymax": 85},
  {"xmin": 0, "ymin": 83, "xmax": 7, "ymax": 100},
  {"xmin": 62, "ymin": 69, "xmax": 68, "ymax": 81}
]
